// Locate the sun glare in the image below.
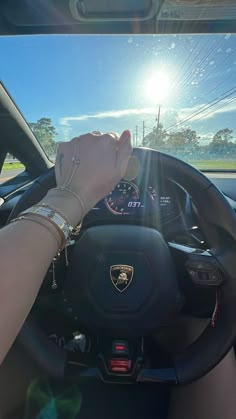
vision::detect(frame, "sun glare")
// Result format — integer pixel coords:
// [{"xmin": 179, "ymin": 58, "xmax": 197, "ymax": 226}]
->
[{"xmin": 143, "ymin": 71, "xmax": 171, "ymax": 103}]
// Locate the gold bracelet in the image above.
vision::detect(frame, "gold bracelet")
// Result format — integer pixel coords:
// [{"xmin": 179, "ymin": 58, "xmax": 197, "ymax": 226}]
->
[
  {"xmin": 28, "ymin": 213, "xmax": 65, "ymax": 247},
  {"xmin": 26, "ymin": 212, "xmax": 66, "ymax": 248},
  {"xmin": 50, "ymin": 187, "xmax": 85, "ymax": 217},
  {"xmin": 49, "ymin": 187, "xmax": 84, "ymax": 231},
  {"xmin": 55, "ymin": 187, "xmax": 85, "ymax": 218},
  {"xmin": 10, "ymin": 215, "xmax": 62, "ymax": 249}
]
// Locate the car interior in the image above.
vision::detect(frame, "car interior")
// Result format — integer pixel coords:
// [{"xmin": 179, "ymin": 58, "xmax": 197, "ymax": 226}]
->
[{"xmin": 0, "ymin": 1, "xmax": 236, "ymax": 418}]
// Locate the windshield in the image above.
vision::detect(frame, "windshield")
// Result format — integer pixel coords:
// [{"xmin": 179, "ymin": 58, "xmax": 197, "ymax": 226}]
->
[{"xmin": 1, "ymin": 34, "xmax": 236, "ymax": 170}]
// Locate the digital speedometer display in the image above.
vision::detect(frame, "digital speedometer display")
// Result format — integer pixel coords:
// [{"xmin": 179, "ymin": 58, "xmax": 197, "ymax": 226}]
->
[
  {"xmin": 105, "ymin": 181, "xmax": 141, "ymax": 215},
  {"xmin": 85, "ymin": 151, "xmax": 187, "ymax": 224}
]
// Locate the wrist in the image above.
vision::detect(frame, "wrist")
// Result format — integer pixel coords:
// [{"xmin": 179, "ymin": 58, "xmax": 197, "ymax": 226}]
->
[{"xmin": 41, "ymin": 189, "xmax": 83, "ymax": 227}]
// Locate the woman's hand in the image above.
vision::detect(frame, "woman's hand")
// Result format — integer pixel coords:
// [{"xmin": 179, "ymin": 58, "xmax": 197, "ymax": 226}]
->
[{"xmin": 46, "ymin": 130, "xmax": 132, "ymax": 225}]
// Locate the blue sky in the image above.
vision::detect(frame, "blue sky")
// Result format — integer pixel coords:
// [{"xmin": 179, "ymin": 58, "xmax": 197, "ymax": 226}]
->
[{"xmin": 0, "ymin": 34, "xmax": 236, "ymax": 145}]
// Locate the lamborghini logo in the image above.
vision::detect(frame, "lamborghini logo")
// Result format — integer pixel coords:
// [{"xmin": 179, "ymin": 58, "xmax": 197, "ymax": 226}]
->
[{"xmin": 110, "ymin": 265, "xmax": 134, "ymax": 292}]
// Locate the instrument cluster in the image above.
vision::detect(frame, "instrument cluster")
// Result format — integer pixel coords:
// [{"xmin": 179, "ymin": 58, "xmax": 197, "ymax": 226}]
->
[{"xmin": 84, "ymin": 149, "xmax": 187, "ymax": 226}]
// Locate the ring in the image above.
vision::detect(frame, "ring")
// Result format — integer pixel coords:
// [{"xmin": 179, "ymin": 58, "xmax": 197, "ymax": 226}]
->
[
  {"xmin": 106, "ymin": 132, "xmax": 120, "ymax": 140},
  {"xmin": 72, "ymin": 156, "xmax": 80, "ymax": 165},
  {"xmin": 92, "ymin": 131, "xmax": 102, "ymax": 135}
]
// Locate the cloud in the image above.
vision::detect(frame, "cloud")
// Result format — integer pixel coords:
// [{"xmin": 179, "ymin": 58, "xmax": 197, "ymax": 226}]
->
[
  {"xmin": 59, "ymin": 107, "xmax": 157, "ymax": 126},
  {"xmin": 198, "ymin": 132, "xmax": 215, "ymax": 144},
  {"xmin": 59, "ymin": 98, "xmax": 236, "ymax": 132},
  {"xmin": 199, "ymin": 132, "xmax": 215, "ymax": 139}
]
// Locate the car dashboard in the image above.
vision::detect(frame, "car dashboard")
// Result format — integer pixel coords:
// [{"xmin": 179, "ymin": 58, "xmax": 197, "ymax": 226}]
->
[{"xmin": 83, "ymin": 148, "xmax": 190, "ymax": 232}]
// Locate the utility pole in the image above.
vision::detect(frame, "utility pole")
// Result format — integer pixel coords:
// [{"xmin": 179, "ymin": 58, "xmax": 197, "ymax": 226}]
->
[
  {"xmin": 155, "ymin": 104, "xmax": 161, "ymax": 145},
  {"xmin": 142, "ymin": 121, "xmax": 145, "ymax": 146},
  {"xmin": 132, "ymin": 130, "xmax": 135, "ymax": 147},
  {"xmin": 135, "ymin": 125, "xmax": 138, "ymax": 147}
]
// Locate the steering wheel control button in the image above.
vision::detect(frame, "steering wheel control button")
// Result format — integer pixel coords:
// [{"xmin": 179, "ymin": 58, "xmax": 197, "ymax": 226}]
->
[
  {"xmin": 188, "ymin": 270, "xmax": 199, "ymax": 281},
  {"xmin": 112, "ymin": 341, "xmax": 128, "ymax": 355},
  {"xmin": 108, "ymin": 359, "xmax": 132, "ymax": 373},
  {"xmin": 208, "ymin": 271, "xmax": 222, "ymax": 285},
  {"xmin": 185, "ymin": 260, "xmax": 223, "ymax": 286}
]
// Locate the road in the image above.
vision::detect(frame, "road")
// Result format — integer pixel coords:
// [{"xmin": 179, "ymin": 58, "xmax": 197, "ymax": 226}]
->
[{"xmin": 0, "ymin": 169, "xmax": 23, "ymax": 183}]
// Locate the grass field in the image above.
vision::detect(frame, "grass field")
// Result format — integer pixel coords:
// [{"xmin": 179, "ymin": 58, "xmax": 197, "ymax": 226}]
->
[
  {"xmin": 2, "ymin": 160, "xmax": 236, "ymax": 171},
  {"xmin": 187, "ymin": 160, "xmax": 236, "ymax": 170},
  {"xmin": 2, "ymin": 162, "xmax": 25, "ymax": 171}
]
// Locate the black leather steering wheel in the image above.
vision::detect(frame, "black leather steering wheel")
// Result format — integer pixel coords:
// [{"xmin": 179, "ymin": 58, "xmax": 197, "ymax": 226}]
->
[{"xmin": 9, "ymin": 148, "xmax": 236, "ymax": 384}]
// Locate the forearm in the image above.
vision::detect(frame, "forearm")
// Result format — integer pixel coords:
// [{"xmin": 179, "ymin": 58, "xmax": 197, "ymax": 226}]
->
[
  {"xmin": 0, "ymin": 131, "xmax": 131, "ymax": 365},
  {"xmin": 168, "ymin": 348, "xmax": 236, "ymax": 419},
  {"xmin": 0, "ymin": 219, "xmax": 57, "ymax": 363},
  {"xmin": 168, "ymin": 317, "xmax": 236, "ymax": 419},
  {"xmin": 0, "ymin": 192, "xmax": 82, "ymax": 364}
]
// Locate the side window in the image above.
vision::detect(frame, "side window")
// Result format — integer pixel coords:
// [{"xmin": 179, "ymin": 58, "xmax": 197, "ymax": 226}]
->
[{"xmin": 0, "ymin": 153, "xmax": 25, "ymax": 185}]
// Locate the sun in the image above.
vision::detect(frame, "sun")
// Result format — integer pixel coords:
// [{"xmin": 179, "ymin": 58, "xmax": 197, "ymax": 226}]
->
[{"xmin": 143, "ymin": 71, "xmax": 171, "ymax": 103}]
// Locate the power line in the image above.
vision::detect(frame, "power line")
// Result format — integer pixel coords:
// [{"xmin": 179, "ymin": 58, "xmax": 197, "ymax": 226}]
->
[
  {"xmin": 134, "ymin": 86, "xmax": 236, "ymax": 143},
  {"xmin": 184, "ymin": 95, "xmax": 236, "ymax": 126},
  {"xmin": 171, "ymin": 36, "xmax": 207, "ymax": 92},
  {"xmin": 142, "ymin": 96, "xmax": 236, "ymax": 147},
  {"xmin": 172, "ymin": 36, "xmax": 235, "ymax": 113},
  {"xmin": 140, "ymin": 38, "xmax": 226, "ymax": 132},
  {"xmin": 165, "ymin": 86, "xmax": 236, "ymax": 133},
  {"xmin": 170, "ymin": 35, "xmax": 205, "ymax": 91},
  {"xmin": 133, "ymin": 37, "xmax": 236, "ymax": 141},
  {"xmin": 175, "ymin": 39, "xmax": 212, "ymax": 91},
  {"xmin": 206, "ymin": 73, "xmax": 235, "ymax": 97},
  {"xmin": 196, "ymin": 49, "xmax": 236, "ymax": 87},
  {"xmin": 176, "ymin": 35, "xmax": 225, "ymax": 95}
]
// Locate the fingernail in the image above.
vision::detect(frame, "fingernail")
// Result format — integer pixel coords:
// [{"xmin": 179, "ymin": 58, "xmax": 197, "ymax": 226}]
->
[{"xmin": 121, "ymin": 130, "xmax": 131, "ymax": 141}]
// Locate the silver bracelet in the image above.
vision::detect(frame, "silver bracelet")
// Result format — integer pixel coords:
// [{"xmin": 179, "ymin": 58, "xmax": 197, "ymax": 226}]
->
[{"xmin": 20, "ymin": 204, "xmax": 74, "ymax": 243}]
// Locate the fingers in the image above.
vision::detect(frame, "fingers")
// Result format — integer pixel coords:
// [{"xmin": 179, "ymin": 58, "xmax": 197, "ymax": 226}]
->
[
  {"xmin": 107, "ymin": 132, "xmax": 119, "ymax": 140},
  {"xmin": 92, "ymin": 131, "xmax": 119, "ymax": 140},
  {"xmin": 70, "ymin": 129, "xmax": 132, "ymax": 165},
  {"xmin": 70, "ymin": 131, "xmax": 120, "ymax": 143},
  {"xmin": 116, "ymin": 130, "xmax": 133, "ymax": 173},
  {"xmin": 118, "ymin": 130, "xmax": 131, "ymax": 147}
]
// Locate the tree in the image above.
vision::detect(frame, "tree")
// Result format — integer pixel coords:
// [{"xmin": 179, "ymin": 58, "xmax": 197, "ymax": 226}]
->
[
  {"xmin": 143, "ymin": 124, "xmax": 167, "ymax": 149},
  {"xmin": 29, "ymin": 118, "xmax": 57, "ymax": 156},
  {"xmin": 209, "ymin": 128, "xmax": 234, "ymax": 152},
  {"xmin": 165, "ymin": 128, "xmax": 199, "ymax": 152},
  {"xmin": 183, "ymin": 128, "xmax": 200, "ymax": 151},
  {"xmin": 166, "ymin": 131, "xmax": 186, "ymax": 150}
]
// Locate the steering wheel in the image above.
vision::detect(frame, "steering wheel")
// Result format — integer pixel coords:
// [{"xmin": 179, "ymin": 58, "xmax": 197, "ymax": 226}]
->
[{"xmin": 9, "ymin": 148, "xmax": 236, "ymax": 385}]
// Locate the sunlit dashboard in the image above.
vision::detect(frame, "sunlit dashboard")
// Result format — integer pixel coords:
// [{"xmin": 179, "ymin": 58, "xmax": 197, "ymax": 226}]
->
[
  {"xmin": 83, "ymin": 149, "xmax": 189, "ymax": 228},
  {"xmin": 104, "ymin": 180, "xmax": 158, "ymax": 216},
  {"xmin": 95, "ymin": 179, "xmax": 180, "ymax": 221}
]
